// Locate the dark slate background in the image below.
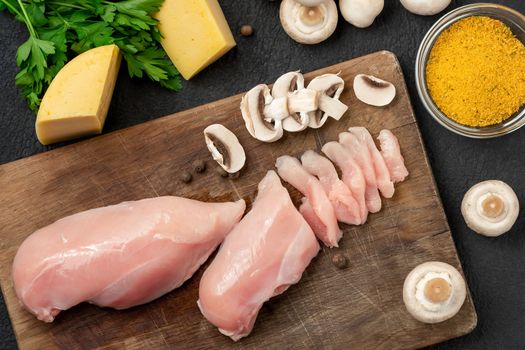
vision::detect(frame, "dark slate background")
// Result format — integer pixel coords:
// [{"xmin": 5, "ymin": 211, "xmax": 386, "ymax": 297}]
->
[{"xmin": 1, "ymin": 1, "xmax": 524, "ymax": 349}]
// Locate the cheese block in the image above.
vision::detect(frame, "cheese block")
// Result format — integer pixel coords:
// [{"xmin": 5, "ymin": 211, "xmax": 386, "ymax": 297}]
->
[
  {"xmin": 36, "ymin": 45, "xmax": 121, "ymax": 145},
  {"xmin": 156, "ymin": 0, "xmax": 236, "ymax": 80}
]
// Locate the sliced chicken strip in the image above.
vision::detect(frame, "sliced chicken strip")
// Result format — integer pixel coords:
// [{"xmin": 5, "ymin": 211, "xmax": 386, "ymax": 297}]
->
[
  {"xmin": 198, "ymin": 171, "xmax": 319, "ymax": 341},
  {"xmin": 276, "ymin": 155, "xmax": 342, "ymax": 247},
  {"xmin": 378, "ymin": 129, "xmax": 409, "ymax": 183},
  {"xmin": 301, "ymin": 150, "xmax": 361, "ymax": 225},
  {"xmin": 348, "ymin": 127, "xmax": 395, "ymax": 198},
  {"xmin": 322, "ymin": 141, "xmax": 369, "ymax": 223},
  {"xmin": 339, "ymin": 132, "xmax": 382, "ymax": 213},
  {"xmin": 299, "ymin": 198, "xmax": 332, "ymax": 236}
]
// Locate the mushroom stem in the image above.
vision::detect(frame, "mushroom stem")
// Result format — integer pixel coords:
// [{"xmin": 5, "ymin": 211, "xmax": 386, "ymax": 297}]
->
[
  {"xmin": 480, "ymin": 193, "xmax": 504, "ymax": 218},
  {"xmin": 424, "ymin": 278, "xmax": 451, "ymax": 303},
  {"xmin": 288, "ymin": 89, "xmax": 319, "ymax": 114},
  {"xmin": 264, "ymin": 97, "xmax": 290, "ymax": 122},
  {"xmin": 319, "ymin": 94, "xmax": 348, "ymax": 120}
]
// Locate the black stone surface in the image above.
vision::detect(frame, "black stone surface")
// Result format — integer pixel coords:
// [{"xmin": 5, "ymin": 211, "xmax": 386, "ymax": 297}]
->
[{"xmin": 1, "ymin": 1, "xmax": 524, "ymax": 349}]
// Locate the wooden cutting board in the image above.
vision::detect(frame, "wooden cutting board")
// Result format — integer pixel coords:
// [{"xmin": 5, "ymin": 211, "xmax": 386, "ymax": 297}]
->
[{"xmin": 0, "ymin": 51, "xmax": 476, "ymax": 350}]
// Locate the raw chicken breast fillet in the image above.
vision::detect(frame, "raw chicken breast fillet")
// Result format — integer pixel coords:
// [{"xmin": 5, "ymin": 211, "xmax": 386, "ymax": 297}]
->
[
  {"xmin": 301, "ymin": 150, "xmax": 361, "ymax": 225},
  {"xmin": 276, "ymin": 155, "xmax": 342, "ymax": 247},
  {"xmin": 198, "ymin": 171, "xmax": 320, "ymax": 341},
  {"xmin": 339, "ymin": 132, "xmax": 382, "ymax": 213},
  {"xmin": 348, "ymin": 127, "xmax": 395, "ymax": 198},
  {"xmin": 378, "ymin": 129, "xmax": 409, "ymax": 183},
  {"xmin": 12, "ymin": 196, "xmax": 246, "ymax": 322},
  {"xmin": 322, "ymin": 141, "xmax": 369, "ymax": 223}
]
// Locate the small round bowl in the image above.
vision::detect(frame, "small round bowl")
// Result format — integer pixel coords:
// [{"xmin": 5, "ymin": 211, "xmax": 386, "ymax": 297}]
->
[{"xmin": 415, "ymin": 3, "xmax": 525, "ymax": 138}]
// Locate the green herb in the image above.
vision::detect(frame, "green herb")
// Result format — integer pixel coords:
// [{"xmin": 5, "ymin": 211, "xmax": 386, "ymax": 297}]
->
[{"xmin": 0, "ymin": 0, "xmax": 181, "ymax": 111}]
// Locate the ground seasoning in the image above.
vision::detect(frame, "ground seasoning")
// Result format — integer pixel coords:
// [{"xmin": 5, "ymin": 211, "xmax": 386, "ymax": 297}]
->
[{"xmin": 426, "ymin": 16, "xmax": 525, "ymax": 127}]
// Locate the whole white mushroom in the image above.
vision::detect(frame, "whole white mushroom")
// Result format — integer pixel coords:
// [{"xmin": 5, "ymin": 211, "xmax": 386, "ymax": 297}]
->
[
  {"xmin": 461, "ymin": 180, "xmax": 520, "ymax": 237},
  {"xmin": 403, "ymin": 261, "xmax": 467, "ymax": 324},
  {"xmin": 400, "ymin": 0, "xmax": 451, "ymax": 16},
  {"xmin": 280, "ymin": 0, "xmax": 338, "ymax": 44},
  {"xmin": 339, "ymin": 0, "xmax": 384, "ymax": 28}
]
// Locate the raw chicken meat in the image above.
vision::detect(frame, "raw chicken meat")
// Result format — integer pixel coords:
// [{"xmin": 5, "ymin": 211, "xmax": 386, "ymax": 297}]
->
[
  {"xmin": 12, "ymin": 196, "xmax": 246, "ymax": 322},
  {"xmin": 275, "ymin": 155, "xmax": 342, "ymax": 247},
  {"xmin": 348, "ymin": 127, "xmax": 395, "ymax": 198},
  {"xmin": 301, "ymin": 150, "xmax": 361, "ymax": 225},
  {"xmin": 198, "ymin": 171, "xmax": 320, "ymax": 341},
  {"xmin": 322, "ymin": 141, "xmax": 368, "ymax": 223},
  {"xmin": 378, "ymin": 129, "xmax": 409, "ymax": 183},
  {"xmin": 339, "ymin": 132, "xmax": 382, "ymax": 213}
]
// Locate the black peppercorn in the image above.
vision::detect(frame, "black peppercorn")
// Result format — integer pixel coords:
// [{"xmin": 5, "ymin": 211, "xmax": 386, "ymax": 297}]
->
[
  {"xmin": 240, "ymin": 25, "xmax": 254, "ymax": 37},
  {"xmin": 192, "ymin": 160, "xmax": 206, "ymax": 173},
  {"xmin": 180, "ymin": 171, "xmax": 192, "ymax": 184},
  {"xmin": 332, "ymin": 253, "xmax": 348, "ymax": 269}
]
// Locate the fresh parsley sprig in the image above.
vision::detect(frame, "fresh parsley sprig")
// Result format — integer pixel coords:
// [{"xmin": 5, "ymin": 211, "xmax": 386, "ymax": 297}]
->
[{"xmin": 0, "ymin": 0, "xmax": 181, "ymax": 112}]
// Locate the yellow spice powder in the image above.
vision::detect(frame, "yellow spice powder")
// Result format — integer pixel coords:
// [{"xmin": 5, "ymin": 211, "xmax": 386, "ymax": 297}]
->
[{"xmin": 426, "ymin": 16, "xmax": 525, "ymax": 127}]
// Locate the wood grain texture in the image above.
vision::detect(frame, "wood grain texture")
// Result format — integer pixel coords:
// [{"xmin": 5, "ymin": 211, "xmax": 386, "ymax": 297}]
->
[{"xmin": 0, "ymin": 51, "xmax": 476, "ymax": 350}]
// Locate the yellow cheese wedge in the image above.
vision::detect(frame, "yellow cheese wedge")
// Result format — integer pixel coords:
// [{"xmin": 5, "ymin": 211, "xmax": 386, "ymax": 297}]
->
[
  {"xmin": 36, "ymin": 44, "xmax": 121, "ymax": 145},
  {"xmin": 156, "ymin": 0, "xmax": 236, "ymax": 80}
]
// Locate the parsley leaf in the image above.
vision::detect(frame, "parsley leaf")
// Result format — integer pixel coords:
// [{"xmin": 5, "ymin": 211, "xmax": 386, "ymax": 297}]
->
[{"xmin": 1, "ymin": 0, "xmax": 181, "ymax": 112}]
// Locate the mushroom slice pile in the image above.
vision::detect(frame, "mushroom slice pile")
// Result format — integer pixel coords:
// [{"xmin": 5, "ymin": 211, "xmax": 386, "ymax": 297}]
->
[
  {"xmin": 403, "ymin": 261, "xmax": 466, "ymax": 324},
  {"xmin": 339, "ymin": 0, "xmax": 384, "ymax": 28},
  {"xmin": 353, "ymin": 74, "xmax": 396, "ymax": 107},
  {"xmin": 204, "ymin": 124, "xmax": 246, "ymax": 174},
  {"xmin": 272, "ymin": 71, "xmax": 311, "ymax": 132},
  {"xmin": 241, "ymin": 84, "xmax": 284, "ymax": 143},
  {"xmin": 307, "ymin": 73, "xmax": 348, "ymax": 128},
  {"xmin": 461, "ymin": 180, "xmax": 519, "ymax": 237},
  {"xmin": 279, "ymin": 0, "xmax": 338, "ymax": 45}
]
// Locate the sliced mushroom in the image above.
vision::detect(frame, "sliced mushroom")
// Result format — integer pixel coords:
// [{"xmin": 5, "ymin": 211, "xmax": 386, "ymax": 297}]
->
[
  {"xmin": 279, "ymin": 0, "xmax": 338, "ymax": 45},
  {"xmin": 264, "ymin": 90, "xmax": 318, "ymax": 125},
  {"xmin": 306, "ymin": 73, "xmax": 348, "ymax": 128},
  {"xmin": 403, "ymin": 261, "xmax": 466, "ymax": 324},
  {"xmin": 339, "ymin": 0, "xmax": 384, "ymax": 28},
  {"xmin": 204, "ymin": 124, "xmax": 246, "ymax": 174},
  {"xmin": 400, "ymin": 0, "xmax": 451, "ymax": 16},
  {"xmin": 461, "ymin": 180, "xmax": 519, "ymax": 237},
  {"xmin": 240, "ymin": 84, "xmax": 284, "ymax": 143},
  {"xmin": 353, "ymin": 74, "xmax": 396, "ymax": 107},
  {"xmin": 272, "ymin": 71, "xmax": 320, "ymax": 132}
]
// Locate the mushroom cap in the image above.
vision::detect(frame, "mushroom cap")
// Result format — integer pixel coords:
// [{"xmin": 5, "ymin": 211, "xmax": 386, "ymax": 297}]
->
[
  {"xmin": 400, "ymin": 0, "xmax": 451, "ymax": 16},
  {"xmin": 240, "ymin": 84, "xmax": 284, "ymax": 143},
  {"xmin": 306, "ymin": 73, "xmax": 346, "ymax": 128},
  {"xmin": 272, "ymin": 71, "xmax": 305, "ymax": 97},
  {"xmin": 204, "ymin": 124, "xmax": 246, "ymax": 174},
  {"xmin": 339, "ymin": 0, "xmax": 384, "ymax": 28},
  {"xmin": 403, "ymin": 261, "xmax": 467, "ymax": 324},
  {"xmin": 461, "ymin": 180, "xmax": 519, "ymax": 237},
  {"xmin": 279, "ymin": 0, "xmax": 338, "ymax": 45},
  {"xmin": 353, "ymin": 74, "xmax": 396, "ymax": 107}
]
